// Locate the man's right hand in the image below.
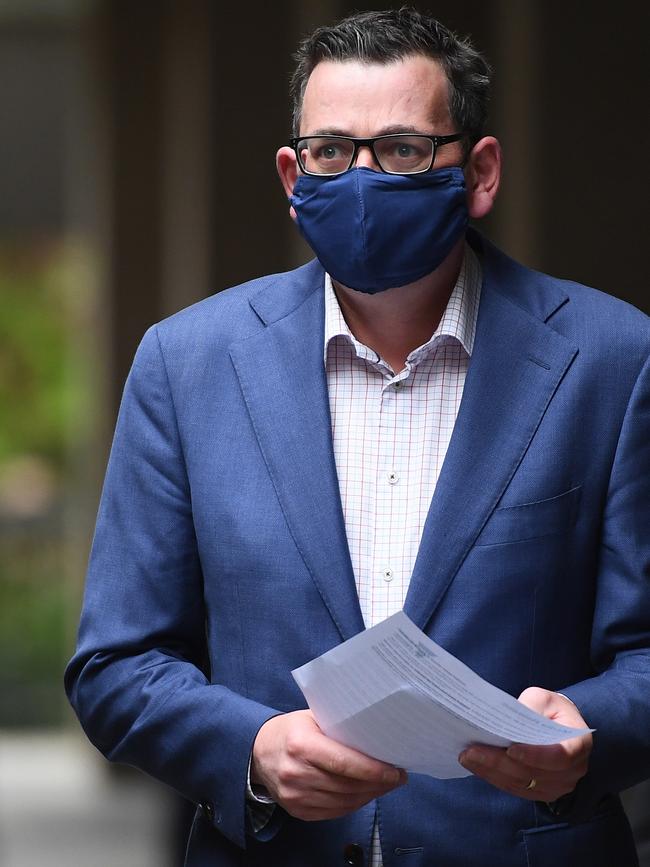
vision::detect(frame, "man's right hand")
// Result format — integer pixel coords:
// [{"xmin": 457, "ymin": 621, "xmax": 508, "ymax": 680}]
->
[{"xmin": 251, "ymin": 709, "xmax": 407, "ymax": 821}]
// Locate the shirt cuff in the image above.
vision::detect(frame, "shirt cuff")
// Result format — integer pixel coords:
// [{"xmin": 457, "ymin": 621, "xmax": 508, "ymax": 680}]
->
[{"xmin": 246, "ymin": 751, "xmax": 276, "ymax": 833}]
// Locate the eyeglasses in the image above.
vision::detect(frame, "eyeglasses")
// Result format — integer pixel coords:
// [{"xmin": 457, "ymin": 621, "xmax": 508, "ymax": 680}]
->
[{"xmin": 289, "ymin": 132, "xmax": 464, "ymax": 176}]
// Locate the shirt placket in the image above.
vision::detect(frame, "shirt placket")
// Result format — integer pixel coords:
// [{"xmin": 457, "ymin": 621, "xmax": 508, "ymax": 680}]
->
[{"xmin": 370, "ymin": 371, "xmax": 411, "ymax": 628}]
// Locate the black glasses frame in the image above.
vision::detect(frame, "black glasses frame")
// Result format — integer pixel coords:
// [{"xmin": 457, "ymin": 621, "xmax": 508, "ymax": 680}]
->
[{"xmin": 289, "ymin": 132, "xmax": 465, "ymax": 176}]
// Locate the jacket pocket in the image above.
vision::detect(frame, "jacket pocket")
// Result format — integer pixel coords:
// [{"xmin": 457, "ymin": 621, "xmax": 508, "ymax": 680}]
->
[
  {"xmin": 520, "ymin": 804, "xmax": 638, "ymax": 867},
  {"xmin": 476, "ymin": 485, "xmax": 581, "ymax": 546}
]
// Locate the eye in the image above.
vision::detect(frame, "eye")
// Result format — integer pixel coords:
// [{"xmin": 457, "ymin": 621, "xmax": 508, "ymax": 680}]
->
[
  {"xmin": 396, "ymin": 143, "xmax": 416, "ymax": 158},
  {"xmin": 319, "ymin": 144, "xmax": 342, "ymax": 160},
  {"xmin": 300, "ymin": 137, "xmax": 353, "ymax": 174},
  {"xmin": 376, "ymin": 136, "xmax": 434, "ymax": 173}
]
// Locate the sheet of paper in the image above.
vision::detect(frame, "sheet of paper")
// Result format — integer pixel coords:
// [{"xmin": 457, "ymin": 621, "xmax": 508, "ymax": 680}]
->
[{"xmin": 292, "ymin": 610, "xmax": 592, "ymax": 779}]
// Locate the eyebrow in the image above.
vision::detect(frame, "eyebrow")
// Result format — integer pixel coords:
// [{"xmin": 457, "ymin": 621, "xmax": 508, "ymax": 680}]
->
[{"xmin": 303, "ymin": 125, "xmax": 437, "ymax": 138}]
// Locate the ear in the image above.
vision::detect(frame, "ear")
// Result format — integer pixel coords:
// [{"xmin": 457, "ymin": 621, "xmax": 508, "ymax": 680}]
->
[
  {"xmin": 464, "ymin": 136, "xmax": 501, "ymax": 220},
  {"xmin": 276, "ymin": 146, "xmax": 299, "ymax": 220}
]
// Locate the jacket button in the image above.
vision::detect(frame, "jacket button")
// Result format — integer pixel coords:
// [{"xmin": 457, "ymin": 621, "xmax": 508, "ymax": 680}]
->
[
  {"xmin": 343, "ymin": 842, "xmax": 364, "ymax": 865},
  {"xmin": 200, "ymin": 801, "xmax": 214, "ymax": 821}
]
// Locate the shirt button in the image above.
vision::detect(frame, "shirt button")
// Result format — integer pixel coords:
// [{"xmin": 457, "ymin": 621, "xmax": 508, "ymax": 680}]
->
[
  {"xmin": 393, "ymin": 381, "xmax": 402, "ymax": 389},
  {"xmin": 387, "ymin": 471, "xmax": 399, "ymax": 485},
  {"xmin": 200, "ymin": 802, "xmax": 214, "ymax": 821},
  {"xmin": 343, "ymin": 842, "xmax": 365, "ymax": 865},
  {"xmin": 382, "ymin": 568, "xmax": 394, "ymax": 582}
]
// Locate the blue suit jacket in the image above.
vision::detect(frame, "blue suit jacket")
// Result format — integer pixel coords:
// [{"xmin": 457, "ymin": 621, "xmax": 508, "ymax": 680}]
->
[{"xmin": 66, "ymin": 231, "xmax": 650, "ymax": 866}]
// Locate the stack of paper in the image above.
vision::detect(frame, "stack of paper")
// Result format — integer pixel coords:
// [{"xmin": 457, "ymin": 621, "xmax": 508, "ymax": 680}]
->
[{"xmin": 292, "ymin": 611, "xmax": 591, "ymax": 779}]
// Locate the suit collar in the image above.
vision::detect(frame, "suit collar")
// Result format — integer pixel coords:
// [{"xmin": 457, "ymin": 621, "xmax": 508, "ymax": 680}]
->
[
  {"xmin": 467, "ymin": 228, "xmax": 569, "ymax": 324},
  {"xmin": 249, "ymin": 231, "xmax": 571, "ymax": 331},
  {"xmin": 248, "ymin": 258, "xmax": 324, "ymax": 327}
]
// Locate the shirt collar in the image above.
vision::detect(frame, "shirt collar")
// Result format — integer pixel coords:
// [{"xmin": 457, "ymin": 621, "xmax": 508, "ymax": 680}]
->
[{"xmin": 323, "ymin": 242, "xmax": 482, "ymax": 366}]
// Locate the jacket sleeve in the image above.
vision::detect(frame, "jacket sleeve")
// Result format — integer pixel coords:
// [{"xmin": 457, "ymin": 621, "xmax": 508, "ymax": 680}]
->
[
  {"xmin": 64, "ymin": 325, "xmax": 279, "ymax": 849},
  {"xmin": 560, "ymin": 349, "xmax": 650, "ymax": 816}
]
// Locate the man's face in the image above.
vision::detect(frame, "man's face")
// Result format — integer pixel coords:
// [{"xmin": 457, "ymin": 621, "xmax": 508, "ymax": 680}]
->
[
  {"xmin": 298, "ymin": 54, "xmax": 464, "ymax": 172},
  {"xmin": 277, "ymin": 53, "xmax": 499, "ymax": 227}
]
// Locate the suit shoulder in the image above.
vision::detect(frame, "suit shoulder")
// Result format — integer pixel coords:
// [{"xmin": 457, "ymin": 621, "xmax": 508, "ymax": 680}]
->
[
  {"xmin": 150, "ymin": 259, "xmax": 321, "ymax": 347},
  {"xmin": 474, "ymin": 231, "xmax": 649, "ymax": 370},
  {"xmin": 474, "ymin": 230, "xmax": 648, "ymax": 333},
  {"xmin": 157, "ymin": 266, "xmax": 296, "ymax": 333},
  {"xmin": 550, "ymin": 276, "xmax": 650, "ymax": 364},
  {"xmin": 559, "ymin": 277, "xmax": 649, "ymax": 329}
]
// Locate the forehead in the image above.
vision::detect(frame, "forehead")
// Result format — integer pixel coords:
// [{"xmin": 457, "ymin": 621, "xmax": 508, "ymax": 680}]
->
[{"xmin": 300, "ymin": 55, "xmax": 452, "ymax": 136}]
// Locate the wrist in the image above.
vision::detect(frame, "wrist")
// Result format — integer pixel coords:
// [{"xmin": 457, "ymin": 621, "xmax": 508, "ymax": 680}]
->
[{"xmin": 250, "ymin": 712, "xmax": 284, "ymax": 791}]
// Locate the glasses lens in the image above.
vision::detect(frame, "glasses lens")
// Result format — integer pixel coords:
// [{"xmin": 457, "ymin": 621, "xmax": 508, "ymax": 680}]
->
[
  {"xmin": 297, "ymin": 137, "xmax": 354, "ymax": 175},
  {"xmin": 374, "ymin": 135, "xmax": 434, "ymax": 174}
]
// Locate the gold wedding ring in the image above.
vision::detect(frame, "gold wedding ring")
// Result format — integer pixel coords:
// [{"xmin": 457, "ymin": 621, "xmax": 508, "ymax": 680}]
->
[{"xmin": 526, "ymin": 777, "xmax": 537, "ymax": 791}]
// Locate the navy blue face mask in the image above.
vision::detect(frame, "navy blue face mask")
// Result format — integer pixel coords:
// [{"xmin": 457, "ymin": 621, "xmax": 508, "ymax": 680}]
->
[{"xmin": 290, "ymin": 166, "xmax": 468, "ymax": 294}]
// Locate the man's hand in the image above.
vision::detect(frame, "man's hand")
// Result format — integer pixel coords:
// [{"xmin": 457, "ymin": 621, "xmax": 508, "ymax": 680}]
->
[
  {"xmin": 251, "ymin": 709, "xmax": 407, "ymax": 821},
  {"xmin": 459, "ymin": 687, "xmax": 592, "ymax": 802}
]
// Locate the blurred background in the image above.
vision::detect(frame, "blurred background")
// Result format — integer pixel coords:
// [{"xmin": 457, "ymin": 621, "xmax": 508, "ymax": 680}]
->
[{"xmin": 0, "ymin": 0, "xmax": 647, "ymax": 864}]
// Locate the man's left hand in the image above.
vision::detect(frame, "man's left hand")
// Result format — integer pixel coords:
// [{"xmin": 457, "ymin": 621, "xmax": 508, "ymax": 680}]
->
[{"xmin": 459, "ymin": 687, "xmax": 592, "ymax": 802}]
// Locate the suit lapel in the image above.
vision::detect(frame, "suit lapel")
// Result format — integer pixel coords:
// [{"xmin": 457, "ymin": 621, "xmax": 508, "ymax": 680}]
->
[
  {"xmin": 405, "ymin": 256, "xmax": 578, "ymax": 630},
  {"xmin": 229, "ymin": 268, "xmax": 364, "ymax": 641}
]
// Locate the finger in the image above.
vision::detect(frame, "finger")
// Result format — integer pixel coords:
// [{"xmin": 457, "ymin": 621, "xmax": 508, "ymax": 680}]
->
[
  {"xmin": 308, "ymin": 771, "xmax": 407, "ymax": 796},
  {"xmin": 305, "ymin": 781, "xmax": 402, "ymax": 808},
  {"xmin": 459, "ymin": 746, "xmax": 583, "ymax": 801},
  {"xmin": 458, "ymin": 749, "xmax": 553, "ymax": 800},
  {"xmin": 286, "ymin": 764, "xmax": 405, "ymax": 798},
  {"xmin": 287, "ymin": 796, "xmax": 377, "ymax": 822},
  {"xmin": 515, "ymin": 688, "xmax": 593, "ymax": 768},
  {"xmin": 511, "ymin": 688, "xmax": 593, "ymax": 772},
  {"xmin": 507, "ymin": 734, "xmax": 592, "ymax": 772},
  {"xmin": 305, "ymin": 731, "xmax": 405, "ymax": 786},
  {"xmin": 279, "ymin": 778, "xmax": 406, "ymax": 821},
  {"xmin": 275, "ymin": 749, "xmax": 404, "ymax": 796},
  {"xmin": 278, "ymin": 712, "xmax": 405, "ymax": 786},
  {"xmin": 460, "ymin": 746, "xmax": 537, "ymax": 789}
]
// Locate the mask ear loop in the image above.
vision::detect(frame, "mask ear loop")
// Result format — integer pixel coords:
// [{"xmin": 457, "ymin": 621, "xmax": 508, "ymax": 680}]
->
[{"xmin": 459, "ymin": 135, "xmax": 478, "ymax": 169}]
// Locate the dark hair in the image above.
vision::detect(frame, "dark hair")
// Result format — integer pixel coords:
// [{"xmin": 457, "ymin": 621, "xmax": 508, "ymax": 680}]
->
[{"xmin": 290, "ymin": 6, "xmax": 492, "ymax": 152}]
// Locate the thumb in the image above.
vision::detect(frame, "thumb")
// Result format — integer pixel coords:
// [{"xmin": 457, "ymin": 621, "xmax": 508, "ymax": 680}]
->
[{"xmin": 517, "ymin": 686, "xmax": 558, "ymax": 717}]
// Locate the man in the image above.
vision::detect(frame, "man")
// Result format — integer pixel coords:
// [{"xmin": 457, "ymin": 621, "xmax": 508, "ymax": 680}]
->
[{"xmin": 66, "ymin": 8, "xmax": 650, "ymax": 866}]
